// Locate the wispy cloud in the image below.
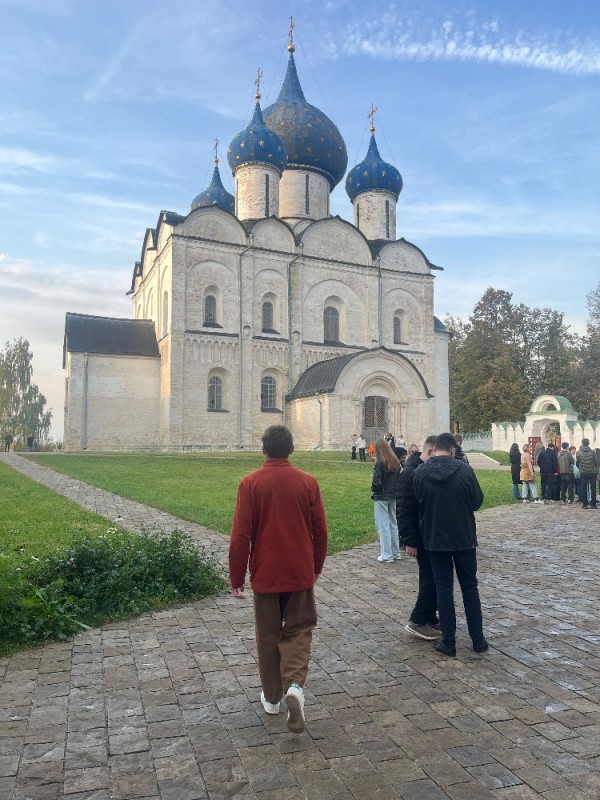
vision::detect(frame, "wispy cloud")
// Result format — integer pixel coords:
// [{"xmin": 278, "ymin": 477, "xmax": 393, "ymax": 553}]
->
[
  {"xmin": 329, "ymin": 8, "xmax": 600, "ymax": 76},
  {"xmin": 0, "ymin": 147, "xmax": 60, "ymax": 175}
]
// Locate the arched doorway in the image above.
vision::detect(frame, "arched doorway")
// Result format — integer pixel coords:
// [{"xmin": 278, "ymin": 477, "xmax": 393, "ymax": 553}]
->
[{"xmin": 363, "ymin": 395, "xmax": 388, "ymax": 444}]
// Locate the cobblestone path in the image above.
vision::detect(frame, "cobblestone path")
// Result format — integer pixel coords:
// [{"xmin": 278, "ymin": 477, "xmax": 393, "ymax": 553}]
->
[{"xmin": 1, "ymin": 452, "xmax": 599, "ymax": 799}]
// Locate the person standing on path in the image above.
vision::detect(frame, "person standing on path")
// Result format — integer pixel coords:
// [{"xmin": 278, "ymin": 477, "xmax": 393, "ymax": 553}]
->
[
  {"xmin": 576, "ymin": 438, "xmax": 598, "ymax": 510},
  {"xmin": 413, "ymin": 432, "xmax": 488, "ymax": 657},
  {"xmin": 4, "ymin": 433, "xmax": 13, "ymax": 452},
  {"xmin": 371, "ymin": 439, "xmax": 402, "ymax": 563},
  {"xmin": 396, "ymin": 435, "xmax": 440, "ymax": 640},
  {"xmin": 520, "ymin": 443, "xmax": 541, "ymax": 503},
  {"xmin": 537, "ymin": 442, "xmax": 558, "ymax": 503},
  {"xmin": 509, "ymin": 443, "xmax": 522, "ymax": 501},
  {"xmin": 229, "ymin": 425, "xmax": 328, "ymax": 733},
  {"xmin": 357, "ymin": 434, "xmax": 367, "ymax": 462},
  {"xmin": 557, "ymin": 442, "xmax": 575, "ymax": 504}
]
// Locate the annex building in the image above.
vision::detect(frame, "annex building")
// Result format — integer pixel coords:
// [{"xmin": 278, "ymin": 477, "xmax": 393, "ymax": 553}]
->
[{"xmin": 63, "ymin": 36, "xmax": 450, "ymax": 451}]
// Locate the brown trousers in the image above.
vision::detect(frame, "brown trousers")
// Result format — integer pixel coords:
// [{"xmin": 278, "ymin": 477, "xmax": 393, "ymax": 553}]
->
[{"xmin": 253, "ymin": 589, "xmax": 317, "ymax": 703}]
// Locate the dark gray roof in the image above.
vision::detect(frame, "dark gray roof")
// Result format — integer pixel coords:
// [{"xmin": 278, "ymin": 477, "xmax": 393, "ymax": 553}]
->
[
  {"xmin": 368, "ymin": 237, "xmax": 443, "ymax": 270},
  {"xmin": 63, "ymin": 313, "xmax": 159, "ymax": 367},
  {"xmin": 289, "ymin": 353, "xmax": 356, "ymax": 399},
  {"xmin": 289, "ymin": 348, "xmax": 432, "ymax": 399},
  {"xmin": 433, "ymin": 316, "xmax": 448, "ymax": 332}
]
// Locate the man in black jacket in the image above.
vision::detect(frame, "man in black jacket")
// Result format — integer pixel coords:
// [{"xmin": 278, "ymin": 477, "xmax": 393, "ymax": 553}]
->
[
  {"xmin": 537, "ymin": 442, "xmax": 558, "ymax": 503},
  {"xmin": 413, "ymin": 432, "xmax": 487, "ymax": 657},
  {"xmin": 396, "ymin": 435, "xmax": 439, "ymax": 640}
]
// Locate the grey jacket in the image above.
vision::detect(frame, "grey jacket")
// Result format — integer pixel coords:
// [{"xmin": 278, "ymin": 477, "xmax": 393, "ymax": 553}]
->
[{"xmin": 576, "ymin": 445, "xmax": 599, "ymax": 475}]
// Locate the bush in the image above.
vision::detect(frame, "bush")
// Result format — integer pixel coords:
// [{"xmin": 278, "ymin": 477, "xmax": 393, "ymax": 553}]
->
[{"xmin": 0, "ymin": 528, "xmax": 226, "ymax": 651}]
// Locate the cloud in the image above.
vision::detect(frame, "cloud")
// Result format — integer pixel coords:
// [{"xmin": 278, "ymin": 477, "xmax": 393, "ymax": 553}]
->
[
  {"xmin": 0, "ymin": 147, "xmax": 60, "ymax": 175},
  {"xmin": 329, "ymin": 8, "xmax": 600, "ymax": 76}
]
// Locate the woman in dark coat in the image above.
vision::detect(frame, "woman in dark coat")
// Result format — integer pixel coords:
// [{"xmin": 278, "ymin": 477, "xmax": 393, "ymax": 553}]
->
[{"xmin": 509, "ymin": 442, "xmax": 522, "ymax": 500}]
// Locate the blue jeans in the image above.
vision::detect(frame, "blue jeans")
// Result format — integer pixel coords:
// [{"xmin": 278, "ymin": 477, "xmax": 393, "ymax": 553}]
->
[
  {"xmin": 374, "ymin": 500, "xmax": 400, "ymax": 560},
  {"xmin": 428, "ymin": 548, "xmax": 484, "ymax": 647},
  {"xmin": 522, "ymin": 480, "xmax": 538, "ymax": 500},
  {"xmin": 512, "ymin": 483, "xmax": 520, "ymax": 499}
]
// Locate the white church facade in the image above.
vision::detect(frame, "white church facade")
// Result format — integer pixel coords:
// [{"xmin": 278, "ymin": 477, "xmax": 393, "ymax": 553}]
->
[{"xmin": 63, "ymin": 37, "xmax": 450, "ymax": 451}]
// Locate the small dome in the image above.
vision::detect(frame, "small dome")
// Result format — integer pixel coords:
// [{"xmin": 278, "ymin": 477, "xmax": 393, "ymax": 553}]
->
[
  {"xmin": 263, "ymin": 50, "xmax": 348, "ymax": 189},
  {"xmin": 345, "ymin": 132, "xmax": 403, "ymax": 202},
  {"xmin": 227, "ymin": 100, "xmax": 287, "ymax": 174},
  {"xmin": 191, "ymin": 161, "xmax": 235, "ymax": 213}
]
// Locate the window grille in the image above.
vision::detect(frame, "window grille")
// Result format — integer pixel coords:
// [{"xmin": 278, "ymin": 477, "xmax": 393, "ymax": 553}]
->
[
  {"xmin": 262, "ymin": 301, "xmax": 274, "ymax": 331},
  {"xmin": 208, "ymin": 376, "xmax": 222, "ymax": 411},
  {"xmin": 324, "ymin": 306, "xmax": 339, "ymax": 343},
  {"xmin": 261, "ymin": 376, "xmax": 277, "ymax": 409},
  {"xmin": 204, "ymin": 295, "xmax": 217, "ymax": 325}
]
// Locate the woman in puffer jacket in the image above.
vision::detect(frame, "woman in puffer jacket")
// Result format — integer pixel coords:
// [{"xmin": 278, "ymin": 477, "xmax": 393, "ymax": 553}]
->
[{"xmin": 371, "ymin": 439, "xmax": 402, "ymax": 562}]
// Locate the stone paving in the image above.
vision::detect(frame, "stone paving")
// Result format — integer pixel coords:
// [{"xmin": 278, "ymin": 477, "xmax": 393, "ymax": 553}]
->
[{"xmin": 1, "ymin": 452, "xmax": 600, "ymax": 800}]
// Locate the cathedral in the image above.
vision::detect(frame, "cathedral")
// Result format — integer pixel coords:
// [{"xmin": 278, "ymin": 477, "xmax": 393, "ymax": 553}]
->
[{"xmin": 63, "ymin": 33, "xmax": 450, "ymax": 451}]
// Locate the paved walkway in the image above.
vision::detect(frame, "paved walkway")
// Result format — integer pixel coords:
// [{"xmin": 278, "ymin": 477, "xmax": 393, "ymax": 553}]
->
[{"xmin": 1, "ymin": 452, "xmax": 599, "ymax": 800}]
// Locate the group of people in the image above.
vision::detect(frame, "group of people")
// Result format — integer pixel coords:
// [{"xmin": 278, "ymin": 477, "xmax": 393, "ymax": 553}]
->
[
  {"xmin": 227, "ymin": 425, "xmax": 486, "ymax": 735},
  {"xmin": 3, "ymin": 434, "xmax": 36, "ymax": 452},
  {"xmin": 369, "ymin": 431, "xmax": 486, "ymax": 659},
  {"xmin": 350, "ymin": 431, "xmax": 409, "ymax": 463},
  {"xmin": 510, "ymin": 439, "xmax": 599, "ymax": 509}
]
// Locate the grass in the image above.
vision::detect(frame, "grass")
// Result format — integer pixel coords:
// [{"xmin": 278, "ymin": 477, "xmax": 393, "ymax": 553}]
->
[{"xmin": 28, "ymin": 452, "xmax": 516, "ymax": 554}]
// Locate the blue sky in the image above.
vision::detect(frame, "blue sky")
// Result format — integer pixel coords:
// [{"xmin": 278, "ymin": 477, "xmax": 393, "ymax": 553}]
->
[{"xmin": 1, "ymin": 0, "xmax": 599, "ymax": 439}]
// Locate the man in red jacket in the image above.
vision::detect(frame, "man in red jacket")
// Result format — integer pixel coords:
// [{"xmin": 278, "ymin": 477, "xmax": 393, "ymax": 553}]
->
[{"xmin": 229, "ymin": 425, "xmax": 328, "ymax": 733}]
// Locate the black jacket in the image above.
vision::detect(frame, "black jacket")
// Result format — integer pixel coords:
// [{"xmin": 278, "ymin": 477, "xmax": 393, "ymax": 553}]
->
[
  {"xmin": 537, "ymin": 447, "xmax": 558, "ymax": 475},
  {"xmin": 454, "ymin": 445, "xmax": 469, "ymax": 464},
  {"xmin": 413, "ymin": 456, "xmax": 484, "ymax": 551},
  {"xmin": 509, "ymin": 450, "xmax": 521, "ymax": 483},
  {"xmin": 395, "ymin": 452, "xmax": 423, "ymax": 548},
  {"xmin": 371, "ymin": 461, "xmax": 401, "ymax": 501}
]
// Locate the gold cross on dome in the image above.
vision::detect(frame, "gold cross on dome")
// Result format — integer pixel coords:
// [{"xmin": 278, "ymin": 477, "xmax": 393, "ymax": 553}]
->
[
  {"xmin": 368, "ymin": 103, "xmax": 378, "ymax": 133},
  {"xmin": 254, "ymin": 67, "xmax": 263, "ymax": 100},
  {"xmin": 213, "ymin": 137, "xmax": 219, "ymax": 165},
  {"xmin": 289, "ymin": 16, "xmax": 295, "ymax": 46}
]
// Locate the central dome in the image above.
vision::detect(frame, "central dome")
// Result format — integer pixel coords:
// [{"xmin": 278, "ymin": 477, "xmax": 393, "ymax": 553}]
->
[{"xmin": 263, "ymin": 50, "xmax": 347, "ymax": 189}]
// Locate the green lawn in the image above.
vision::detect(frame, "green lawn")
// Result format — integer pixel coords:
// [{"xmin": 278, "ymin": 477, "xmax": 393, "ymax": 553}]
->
[
  {"xmin": 27, "ymin": 452, "xmax": 515, "ymax": 554},
  {"xmin": 0, "ymin": 461, "xmax": 117, "ymax": 565}
]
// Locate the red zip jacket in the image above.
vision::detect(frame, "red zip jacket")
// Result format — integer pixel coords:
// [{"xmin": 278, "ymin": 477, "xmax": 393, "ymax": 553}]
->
[{"xmin": 229, "ymin": 458, "xmax": 328, "ymax": 593}]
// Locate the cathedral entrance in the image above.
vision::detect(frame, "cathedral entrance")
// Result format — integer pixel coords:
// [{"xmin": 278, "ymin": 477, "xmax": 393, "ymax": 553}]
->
[{"xmin": 363, "ymin": 395, "xmax": 388, "ymax": 444}]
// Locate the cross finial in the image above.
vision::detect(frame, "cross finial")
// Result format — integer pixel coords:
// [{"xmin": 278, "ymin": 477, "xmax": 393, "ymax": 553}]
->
[
  {"xmin": 213, "ymin": 138, "xmax": 219, "ymax": 166},
  {"xmin": 368, "ymin": 103, "xmax": 378, "ymax": 134},
  {"xmin": 254, "ymin": 67, "xmax": 263, "ymax": 101},
  {"xmin": 288, "ymin": 16, "xmax": 295, "ymax": 52}
]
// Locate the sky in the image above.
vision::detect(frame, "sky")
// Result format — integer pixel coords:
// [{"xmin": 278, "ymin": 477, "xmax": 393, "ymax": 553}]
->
[{"xmin": 1, "ymin": 0, "xmax": 599, "ymax": 440}]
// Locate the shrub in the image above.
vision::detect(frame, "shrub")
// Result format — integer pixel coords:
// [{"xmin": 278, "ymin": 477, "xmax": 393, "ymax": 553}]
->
[{"xmin": 0, "ymin": 528, "xmax": 226, "ymax": 652}]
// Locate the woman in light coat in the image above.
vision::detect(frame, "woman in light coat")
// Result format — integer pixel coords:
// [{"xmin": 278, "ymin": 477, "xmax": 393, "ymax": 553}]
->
[{"xmin": 520, "ymin": 443, "xmax": 541, "ymax": 503}]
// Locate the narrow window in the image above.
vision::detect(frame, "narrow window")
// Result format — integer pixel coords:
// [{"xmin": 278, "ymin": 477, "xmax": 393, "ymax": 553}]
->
[
  {"xmin": 208, "ymin": 376, "xmax": 222, "ymax": 411},
  {"xmin": 305, "ymin": 174, "xmax": 310, "ymax": 215},
  {"xmin": 393, "ymin": 315, "xmax": 402, "ymax": 344},
  {"xmin": 385, "ymin": 199, "xmax": 390, "ymax": 239},
  {"xmin": 261, "ymin": 376, "xmax": 277, "ymax": 410},
  {"xmin": 204, "ymin": 294, "xmax": 217, "ymax": 325},
  {"xmin": 356, "ymin": 202, "xmax": 360, "ymax": 229},
  {"xmin": 324, "ymin": 306, "xmax": 339, "ymax": 343},
  {"xmin": 262, "ymin": 301, "xmax": 274, "ymax": 332},
  {"xmin": 265, "ymin": 173, "xmax": 270, "ymax": 217}
]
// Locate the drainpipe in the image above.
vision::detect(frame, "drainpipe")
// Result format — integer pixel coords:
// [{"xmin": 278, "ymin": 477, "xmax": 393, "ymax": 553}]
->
[
  {"xmin": 377, "ymin": 254, "xmax": 382, "ymax": 347},
  {"xmin": 81, "ymin": 353, "xmax": 89, "ymax": 450},
  {"xmin": 287, "ymin": 242, "xmax": 304, "ymax": 394},
  {"xmin": 237, "ymin": 234, "xmax": 254, "ymax": 449}
]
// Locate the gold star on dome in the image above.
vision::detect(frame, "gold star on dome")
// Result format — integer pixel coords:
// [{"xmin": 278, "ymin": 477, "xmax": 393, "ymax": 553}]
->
[
  {"xmin": 259, "ymin": 140, "xmax": 264, "ymax": 146},
  {"xmin": 240, "ymin": 142, "xmax": 246, "ymax": 148},
  {"xmin": 363, "ymin": 170, "xmax": 369, "ymax": 176},
  {"xmin": 382, "ymin": 170, "xmax": 386, "ymax": 176}
]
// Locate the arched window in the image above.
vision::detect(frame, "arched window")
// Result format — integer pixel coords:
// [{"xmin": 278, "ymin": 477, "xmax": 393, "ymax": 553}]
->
[
  {"xmin": 204, "ymin": 294, "xmax": 217, "ymax": 325},
  {"xmin": 324, "ymin": 306, "xmax": 339, "ymax": 343},
  {"xmin": 394, "ymin": 310, "xmax": 406, "ymax": 344},
  {"xmin": 208, "ymin": 376, "xmax": 222, "ymax": 411},
  {"xmin": 261, "ymin": 376, "xmax": 277, "ymax": 410},
  {"xmin": 162, "ymin": 291, "xmax": 169, "ymax": 338},
  {"xmin": 265, "ymin": 174, "xmax": 270, "ymax": 217},
  {"xmin": 356, "ymin": 202, "xmax": 360, "ymax": 230},
  {"xmin": 262, "ymin": 301, "xmax": 274, "ymax": 332},
  {"xmin": 305, "ymin": 174, "xmax": 310, "ymax": 215}
]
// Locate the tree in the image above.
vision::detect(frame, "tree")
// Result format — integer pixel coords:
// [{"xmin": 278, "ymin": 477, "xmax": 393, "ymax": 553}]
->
[
  {"xmin": 0, "ymin": 338, "xmax": 52, "ymax": 448},
  {"xmin": 577, "ymin": 282, "xmax": 600, "ymax": 418},
  {"xmin": 446, "ymin": 287, "xmax": 581, "ymax": 431}
]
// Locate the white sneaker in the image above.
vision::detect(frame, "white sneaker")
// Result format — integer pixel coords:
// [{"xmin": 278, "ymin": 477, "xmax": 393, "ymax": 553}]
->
[
  {"xmin": 260, "ymin": 691, "xmax": 280, "ymax": 715},
  {"xmin": 522, "ymin": 499, "xmax": 528, "ymax": 503},
  {"xmin": 393, "ymin": 554, "xmax": 402, "ymax": 561},
  {"xmin": 377, "ymin": 555, "xmax": 394, "ymax": 562},
  {"xmin": 534, "ymin": 499, "xmax": 542, "ymax": 504},
  {"xmin": 285, "ymin": 683, "xmax": 305, "ymax": 733}
]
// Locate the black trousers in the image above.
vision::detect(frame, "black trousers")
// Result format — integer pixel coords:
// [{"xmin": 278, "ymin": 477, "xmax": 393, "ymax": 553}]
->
[
  {"xmin": 560, "ymin": 474, "xmax": 574, "ymax": 502},
  {"xmin": 409, "ymin": 549, "xmax": 438, "ymax": 625},
  {"xmin": 581, "ymin": 473, "xmax": 598, "ymax": 508},
  {"xmin": 351, "ymin": 446, "xmax": 357, "ymax": 460},
  {"xmin": 359, "ymin": 448, "xmax": 366, "ymax": 462},
  {"xmin": 428, "ymin": 548, "xmax": 484, "ymax": 647},
  {"xmin": 540, "ymin": 473, "xmax": 554, "ymax": 500}
]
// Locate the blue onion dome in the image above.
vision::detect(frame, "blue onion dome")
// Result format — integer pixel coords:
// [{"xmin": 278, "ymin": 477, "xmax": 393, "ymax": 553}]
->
[
  {"xmin": 227, "ymin": 94, "xmax": 287, "ymax": 174},
  {"xmin": 262, "ymin": 46, "xmax": 348, "ymax": 189},
  {"xmin": 191, "ymin": 155, "xmax": 235, "ymax": 213},
  {"xmin": 345, "ymin": 126, "xmax": 403, "ymax": 202}
]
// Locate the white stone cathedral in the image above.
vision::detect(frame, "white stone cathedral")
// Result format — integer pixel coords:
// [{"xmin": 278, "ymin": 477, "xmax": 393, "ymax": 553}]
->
[{"xmin": 63, "ymin": 37, "xmax": 450, "ymax": 451}]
